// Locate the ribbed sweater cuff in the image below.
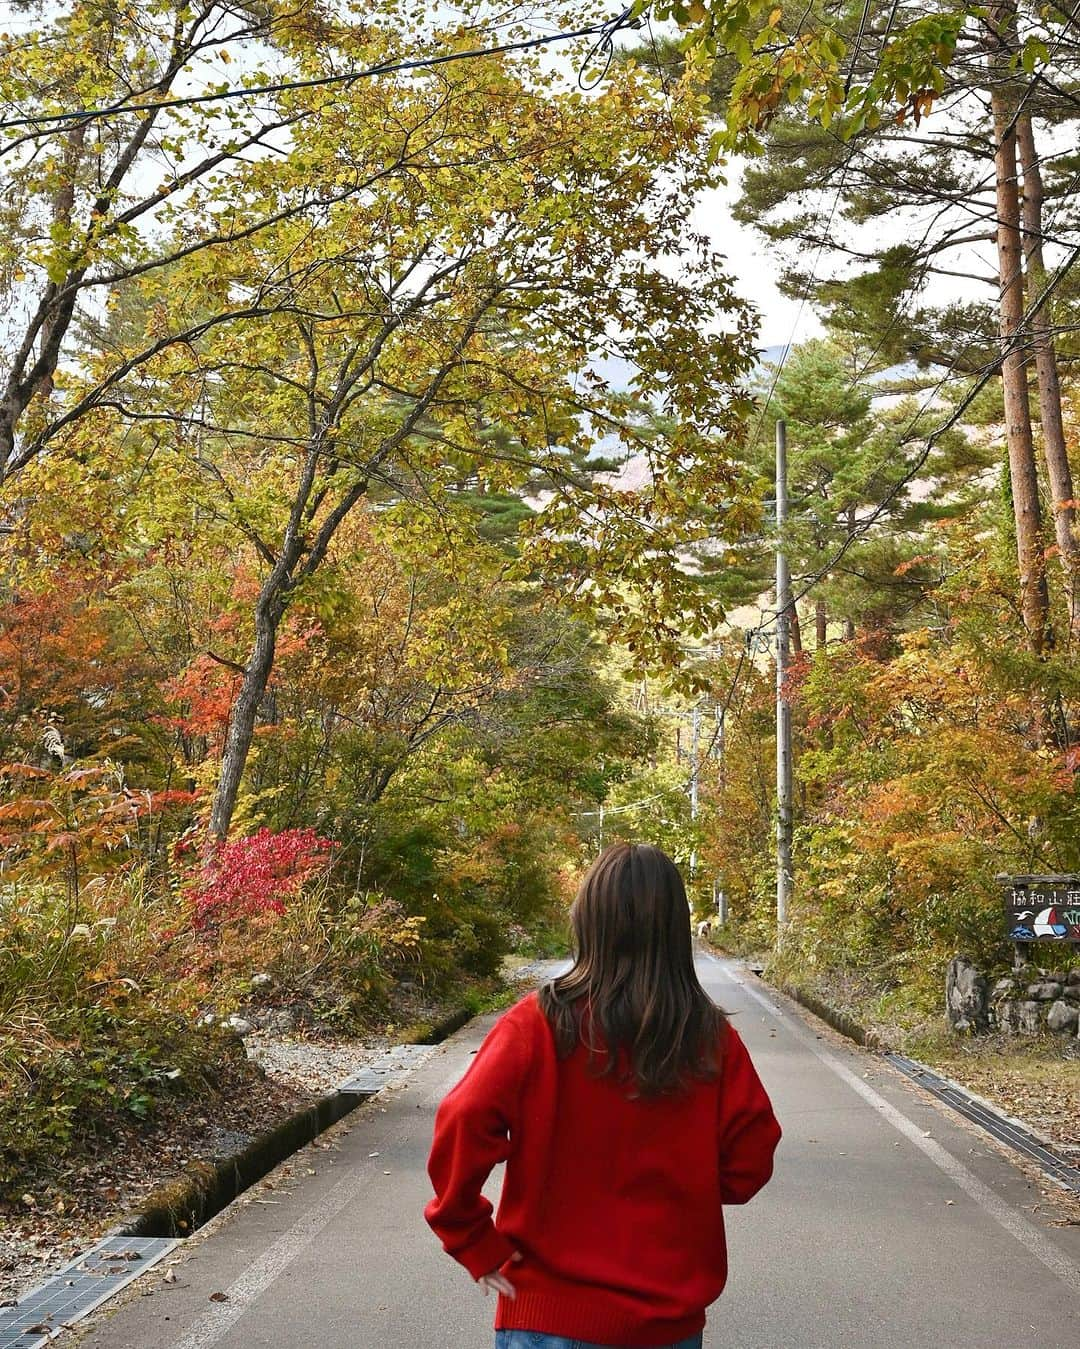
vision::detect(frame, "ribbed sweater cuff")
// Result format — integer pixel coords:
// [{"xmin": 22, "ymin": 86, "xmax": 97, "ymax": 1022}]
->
[
  {"xmin": 497, "ymin": 1291, "xmax": 705, "ymax": 1348},
  {"xmin": 454, "ymin": 1226, "xmax": 516, "ymax": 1281}
]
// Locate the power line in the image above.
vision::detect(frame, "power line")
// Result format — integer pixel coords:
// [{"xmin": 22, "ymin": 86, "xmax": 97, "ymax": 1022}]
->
[
  {"xmin": 748, "ymin": 154, "xmax": 855, "ymax": 450},
  {"xmin": 748, "ymin": 234, "xmax": 1079, "ymax": 625},
  {"xmin": 0, "ymin": 6, "xmax": 638, "ymax": 137},
  {"xmin": 577, "ymin": 783, "xmax": 689, "ymax": 818}
]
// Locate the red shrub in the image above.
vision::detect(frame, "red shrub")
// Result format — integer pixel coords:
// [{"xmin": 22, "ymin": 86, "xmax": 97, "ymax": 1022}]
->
[{"xmin": 191, "ymin": 827, "xmax": 337, "ymax": 926}]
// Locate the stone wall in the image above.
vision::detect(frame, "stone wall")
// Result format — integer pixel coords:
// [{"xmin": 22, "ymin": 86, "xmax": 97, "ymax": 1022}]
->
[
  {"xmin": 990, "ymin": 966, "xmax": 1080, "ymax": 1037},
  {"xmin": 946, "ymin": 956, "xmax": 1080, "ymax": 1036}
]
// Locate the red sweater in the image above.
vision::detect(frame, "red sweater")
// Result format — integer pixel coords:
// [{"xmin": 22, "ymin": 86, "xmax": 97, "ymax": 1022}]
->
[{"xmin": 425, "ymin": 991, "xmax": 781, "ymax": 1348}]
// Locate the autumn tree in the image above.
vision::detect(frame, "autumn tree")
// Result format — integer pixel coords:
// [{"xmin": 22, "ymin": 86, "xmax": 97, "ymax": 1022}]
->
[{"xmin": 16, "ymin": 19, "xmax": 757, "ymax": 841}]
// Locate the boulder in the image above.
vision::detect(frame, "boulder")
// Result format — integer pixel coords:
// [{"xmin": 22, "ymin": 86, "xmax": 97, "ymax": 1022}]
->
[
  {"xmin": 222, "ymin": 1014, "xmax": 255, "ymax": 1036},
  {"xmin": 250, "ymin": 972, "xmax": 273, "ymax": 989},
  {"xmin": 1026, "ymin": 981, "xmax": 1063, "ymax": 1001},
  {"xmin": 1046, "ymin": 1000, "xmax": 1080, "ymax": 1035},
  {"xmin": 990, "ymin": 977, "xmax": 1017, "ymax": 1001},
  {"xmin": 1018, "ymin": 1001, "xmax": 1045, "ymax": 1035},
  {"xmin": 946, "ymin": 956, "xmax": 989, "ymax": 1033},
  {"xmin": 993, "ymin": 1000, "xmax": 1020, "ymax": 1032},
  {"xmin": 1067, "ymin": 969, "xmax": 1080, "ymax": 987}
]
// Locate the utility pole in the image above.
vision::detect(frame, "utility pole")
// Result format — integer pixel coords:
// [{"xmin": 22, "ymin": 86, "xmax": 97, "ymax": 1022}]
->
[
  {"xmin": 775, "ymin": 419, "xmax": 793, "ymax": 944},
  {"xmin": 713, "ymin": 704, "xmax": 725, "ymax": 922},
  {"xmin": 689, "ymin": 702, "xmax": 700, "ymax": 880}
]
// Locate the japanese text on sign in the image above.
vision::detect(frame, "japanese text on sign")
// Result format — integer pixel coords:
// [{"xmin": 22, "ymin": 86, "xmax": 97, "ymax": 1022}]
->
[{"xmin": 1001, "ymin": 875, "xmax": 1080, "ymax": 942}]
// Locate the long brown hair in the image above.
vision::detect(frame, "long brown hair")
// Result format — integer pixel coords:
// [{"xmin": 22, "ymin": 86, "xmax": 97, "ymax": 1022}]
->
[{"xmin": 538, "ymin": 842, "xmax": 727, "ymax": 1096}]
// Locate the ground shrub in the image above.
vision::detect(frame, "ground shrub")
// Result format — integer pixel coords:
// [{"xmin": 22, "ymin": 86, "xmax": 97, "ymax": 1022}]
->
[{"xmin": 0, "ymin": 878, "xmax": 237, "ymax": 1189}]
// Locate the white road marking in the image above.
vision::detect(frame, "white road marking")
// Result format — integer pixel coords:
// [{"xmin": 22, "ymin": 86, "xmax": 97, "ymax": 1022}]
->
[
  {"xmin": 170, "ymin": 1052, "xmax": 460, "ymax": 1349},
  {"xmin": 706, "ymin": 955, "xmax": 1080, "ymax": 1296},
  {"xmin": 170, "ymin": 1149, "xmax": 389, "ymax": 1349},
  {"xmin": 167, "ymin": 957, "xmax": 1078, "ymax": 1344}
]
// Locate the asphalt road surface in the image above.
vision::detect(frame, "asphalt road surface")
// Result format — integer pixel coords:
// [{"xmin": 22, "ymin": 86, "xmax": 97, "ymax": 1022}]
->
[{"xmin": 68, "ymin": 955, "xmax": 1080, "ymax": 1349}]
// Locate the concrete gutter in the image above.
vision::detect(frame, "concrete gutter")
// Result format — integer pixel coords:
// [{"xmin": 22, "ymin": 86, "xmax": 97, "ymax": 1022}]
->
[
  {"xmin": 114, "ymin": 1085, "xmax": 373, "ymax": 1239},
  {"xmin": 769, "ymin": 977, "xmax": 883, "ymax": 1050}
]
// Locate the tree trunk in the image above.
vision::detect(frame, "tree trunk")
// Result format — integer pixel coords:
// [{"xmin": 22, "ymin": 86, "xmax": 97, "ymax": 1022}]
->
[
  {"xmin": 208, "ymin": 602, "xmax": 279, "ymax": 842},
  {"xmin": 1017, "ymin": 111, "xmax": 1080, "ymax": 642},
  {"xmin": 989, "ymin": 5, "xmax": 1052, "ymax": 654},
  {"xmin": 815, "ymin": 598, "xmax": 827, "ymax": 650}
]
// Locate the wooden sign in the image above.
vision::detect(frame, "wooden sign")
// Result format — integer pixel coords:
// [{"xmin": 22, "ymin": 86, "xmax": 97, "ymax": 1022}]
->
[{"xmin": 999, "ymin": 874, "xmax": 1080, "ymax": 943}]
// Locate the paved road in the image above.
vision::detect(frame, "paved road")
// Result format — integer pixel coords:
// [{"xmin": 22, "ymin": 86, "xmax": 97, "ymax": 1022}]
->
[{"xmin": 70, "ymin": 956, "xmax": 1080, "ymax": 1349}]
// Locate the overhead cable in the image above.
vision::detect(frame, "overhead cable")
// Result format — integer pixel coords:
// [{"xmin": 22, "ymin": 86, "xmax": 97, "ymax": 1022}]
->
[{"xmin": 0, "ymin": 6, "xmax": 639, "ymax": 137}]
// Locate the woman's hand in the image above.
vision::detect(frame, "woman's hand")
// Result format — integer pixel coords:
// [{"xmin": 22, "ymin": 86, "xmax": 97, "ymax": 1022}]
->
[{"xmin": 478, "ymin": 1250, "xmax": 523, "ymax": 1299}]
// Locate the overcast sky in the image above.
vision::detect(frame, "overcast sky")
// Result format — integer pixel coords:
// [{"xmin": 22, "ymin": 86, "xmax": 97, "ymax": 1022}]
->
[{"xmin": 692, "ymin": 174, "xmax": 824, "ymax": 352}]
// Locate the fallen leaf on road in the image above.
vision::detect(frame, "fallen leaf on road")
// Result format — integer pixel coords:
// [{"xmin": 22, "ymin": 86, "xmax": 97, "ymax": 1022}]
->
[
  {"xmin": 163, "ymin": 1269, "xmax": 178, "ymax": 1284},
  {"xmin": 209, "ymin": 1291, "xmax": 228, "ymax": 1302}
]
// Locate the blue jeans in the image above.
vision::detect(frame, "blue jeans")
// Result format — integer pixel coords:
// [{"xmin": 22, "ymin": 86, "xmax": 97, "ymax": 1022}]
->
[{"xmin": 495, "ymin": 1333, "xmax": 703, "ymax": 1349}]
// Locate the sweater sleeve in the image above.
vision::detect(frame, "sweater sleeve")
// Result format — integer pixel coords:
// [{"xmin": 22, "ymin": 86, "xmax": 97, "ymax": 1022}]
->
[
  {"xmin": 716, "ymin": 1023, "xmax": 782, "ymax": 1205},
  {"xmin": 424, "ymin": 1009, "xmax": 529, "ymax": 1280}
]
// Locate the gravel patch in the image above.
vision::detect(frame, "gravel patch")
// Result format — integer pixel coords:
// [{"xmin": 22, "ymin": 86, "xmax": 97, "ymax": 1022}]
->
[{"xmin": 244, "ymin": 1030, "xmax": 395, "ymax": 1095}]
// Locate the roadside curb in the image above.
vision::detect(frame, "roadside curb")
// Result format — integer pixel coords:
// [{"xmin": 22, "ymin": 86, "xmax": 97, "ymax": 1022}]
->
[
  {"xmin": 112, "ymin": 1085, "xmax": 370, "ymax": 1239},
  {"xmin": 113, "ymin": 999, "xmax": 478, "ymax": 1239},
  {"xmin": 763, "ymin": 974, "xmax": 883, "ymax": 1050},
  {"xmin": 402, "ymin": 1004, "xmax": 474, "ymax": 1046}
]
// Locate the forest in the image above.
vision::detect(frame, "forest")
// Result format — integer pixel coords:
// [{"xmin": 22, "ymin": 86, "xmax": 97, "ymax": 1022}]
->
[{"xmin": 1, "ymin": 0, "xmax": 1078, "ymax": 1241}]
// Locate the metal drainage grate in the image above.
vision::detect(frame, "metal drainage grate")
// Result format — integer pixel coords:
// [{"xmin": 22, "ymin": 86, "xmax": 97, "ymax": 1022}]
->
[
  {"xmin": 338, "ymin": 1042, "xmax": 436, "ymax": 1096},
  {"xmin": 0, "ymin": 1235, "xmax": 177, "ymax": 1348},
  {"xmin": 885, "ymin": 1053, "xmax": 1080, "ymax": 1195}
]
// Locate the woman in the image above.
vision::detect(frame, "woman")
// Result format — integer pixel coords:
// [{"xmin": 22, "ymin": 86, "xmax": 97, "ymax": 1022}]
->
[{"xmin": 425, "ymin": 842, "xmax": 781, "ymax": 1349}]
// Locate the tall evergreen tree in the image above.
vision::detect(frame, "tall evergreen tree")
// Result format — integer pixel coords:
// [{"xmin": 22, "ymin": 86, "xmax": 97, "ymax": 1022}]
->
[{"xmin": 631, "ymin": 1, "xmax": 1080, "ymax": 650}]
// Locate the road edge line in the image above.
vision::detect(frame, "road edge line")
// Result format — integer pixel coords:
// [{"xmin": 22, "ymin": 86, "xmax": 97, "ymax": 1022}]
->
[{"xmin": 712, "ymin": 956, "xmax": 1080, "ymax": 1296}]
